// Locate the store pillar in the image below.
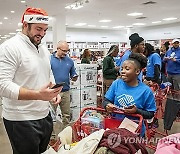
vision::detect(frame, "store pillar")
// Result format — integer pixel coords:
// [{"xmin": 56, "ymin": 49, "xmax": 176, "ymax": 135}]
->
[{"xmin": 52, "ymin": 13, "xmax": 66, "ymax": 51}]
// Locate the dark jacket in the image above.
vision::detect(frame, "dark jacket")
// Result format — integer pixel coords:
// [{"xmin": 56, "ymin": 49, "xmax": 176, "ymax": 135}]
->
[{"xmin": 103, "ymin": 56, "xmax": 118, "ymax": 80}]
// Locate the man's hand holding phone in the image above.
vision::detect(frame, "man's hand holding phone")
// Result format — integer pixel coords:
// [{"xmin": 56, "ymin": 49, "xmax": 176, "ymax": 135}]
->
[{"xmin": 51, "ymin": 82, "xmax": 66, "ymax": 89}]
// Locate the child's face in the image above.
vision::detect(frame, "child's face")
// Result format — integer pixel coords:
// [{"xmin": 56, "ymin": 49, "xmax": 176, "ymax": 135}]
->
[{"xmin": 120, "ymin": 60, "xmax": 139, "ymax": 83}]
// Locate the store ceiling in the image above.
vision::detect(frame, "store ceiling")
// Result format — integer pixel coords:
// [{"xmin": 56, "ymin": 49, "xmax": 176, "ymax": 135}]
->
[{"xmin": 0, "ymin": 0, "xmax": 180, "ymax": 38}]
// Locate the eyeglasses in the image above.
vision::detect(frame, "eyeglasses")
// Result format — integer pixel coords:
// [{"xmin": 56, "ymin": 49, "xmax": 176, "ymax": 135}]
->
[{"xmin": 57, "ymin": 47, "xmax": 70, "ymax": 53}]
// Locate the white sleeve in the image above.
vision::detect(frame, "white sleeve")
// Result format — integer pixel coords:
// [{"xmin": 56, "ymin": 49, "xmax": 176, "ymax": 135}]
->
[
  {"xmin": 49, "ymin": 54, "xmax": 55, "ymax": 84},
  {"xmin": 0, "ymin": 44, "xmax": 20, "ymax": 99}
]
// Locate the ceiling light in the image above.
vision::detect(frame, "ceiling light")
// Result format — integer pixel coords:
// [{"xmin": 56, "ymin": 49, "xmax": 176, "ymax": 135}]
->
[
  {"xmin": 0, "ymin": 22, "xmax": 2, "ymax": 24},
  {"xmin": 16, "ymin": 29, "xmax": 22, "ymax": 32},
  {"xmin": 75, "ymin": 23, "xmax": 87, "ymax": 26},
  {"xmin": 127, "ymin": 12, "xmax": 143, "ymax": 16},
  {"xmin": 133, "ymin": 23, "xmax": 146, "ymax": 26},
  {"xmin": 9, "ymin": 32, "xmax": 16, "ymax": 35},
  {"xmin": 1, "ymin": 36, "xmax": 7, "ymax": 39},
  {"xmin": 88, "ymin": 25, "xmax": 96, "ymax": 27},
  {"xmin": 152, "ymin": 21, "xmax": 162, "ymax": 24},
  {"xmin": 99, "ymin": 20, "xmax": 111, "ymax": 23},
  {"xmin": 101, "ymin": 26, "xmax": 108, "ymax": 28},
  {"xmin": 4, "ymin": 35, "xmax": 10, "ymax": 37},
  {"xmin": 4, "ymin": 17, "xmax": 8, "ymax": 20},
  {"xmin": 113, "ymin": 26, "xmax": 124, "ymax": 29},
  {"xmin": 163, "ymin": 17, "xmax": 177, "ymax": 21},
  {"xmin": 11, "ymin": 11, "xmax": 15, "ymax": 13},
  {"xmin": 126, "ymin": 25, "xmax": 133, "ymax": 28},
  {"xmin": 21, "ymin": 1, "xmax": 26, "ymax": 3}
]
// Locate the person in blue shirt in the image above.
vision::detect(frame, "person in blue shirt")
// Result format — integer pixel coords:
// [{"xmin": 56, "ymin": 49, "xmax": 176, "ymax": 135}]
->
[
  {"xmin": 163, "ymin": 39, "xmax": 180, "ymax": 131},
  {"xmin": 164, "ymin": 38, "xmax": 180, "ymax": 91},
  {"xmin": 144, "ymin": 43, "xmax": 162, "ymax": 84},
  {"xmin": 114, "ymin": 54, "xmax": 121, "ymax": 66},
  {"xmin": 50, "ymin": 41, "xmax": 78, "ymax": 128},
  {"xmin": 120, "ymin": 33, "xmax": 145, "ymax": 81},
  {"xmin": 103, "ymin": 53, "xmax": 156, "ymax": 136}
]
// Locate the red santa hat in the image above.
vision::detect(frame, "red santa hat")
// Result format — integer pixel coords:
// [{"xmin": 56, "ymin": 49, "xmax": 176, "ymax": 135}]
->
[{"xmin": 21, "ymin": 7, "xmax": 49, "ymax": 24}]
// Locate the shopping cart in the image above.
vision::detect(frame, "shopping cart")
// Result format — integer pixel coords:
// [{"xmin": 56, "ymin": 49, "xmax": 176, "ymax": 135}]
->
[
  {"xmin": 51, "ymin": 107, "xmax": 143, "ymax": 152},
  {"xmin": 72, "ymin": 107, "xmax": 143, "ymax": 142},
  {"xmin": 150, "ymin": 83, "xmax": 170, "ymax": 119},
  {"xmin": 145, "ymin": 83, "xmax": 178, "ymax": 150}
]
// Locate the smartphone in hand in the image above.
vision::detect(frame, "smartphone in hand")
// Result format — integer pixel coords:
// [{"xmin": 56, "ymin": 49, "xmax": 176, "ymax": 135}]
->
[{"xmin": 51, "ymin": 82, "xmax": 66, "ymax": 89}]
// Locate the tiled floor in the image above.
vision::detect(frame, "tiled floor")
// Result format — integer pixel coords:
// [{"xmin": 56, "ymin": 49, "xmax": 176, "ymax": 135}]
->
[{"xmin": 0, "ymin": 100, "xmax": 180, "ymax": 154}]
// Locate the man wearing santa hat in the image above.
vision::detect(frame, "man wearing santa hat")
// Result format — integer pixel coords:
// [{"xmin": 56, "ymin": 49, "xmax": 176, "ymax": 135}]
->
[{"xmin": 0, "ymin": 7, "xmax": 62, "ymax": 154}]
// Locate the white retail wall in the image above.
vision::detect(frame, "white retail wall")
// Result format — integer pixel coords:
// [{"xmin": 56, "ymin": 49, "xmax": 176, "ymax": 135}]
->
[
  {"xmin": 131, "ymin": 22, "xmax": 180, "ymax": 40},
  {"xmin": 44, "ymin": 28, "xmax": 127, "ymax": 43},
  {"xmin": 44, "ymin": 22, "xmax": 180, "ymax": 44}
]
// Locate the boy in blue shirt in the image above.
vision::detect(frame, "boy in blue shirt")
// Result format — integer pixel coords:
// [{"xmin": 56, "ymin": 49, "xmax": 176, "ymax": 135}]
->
[
  {"xmin": 120, "ymin": 33, "xmax": 145, "ymax": 81},
  {"xmin": 103, "ymin": 53, "xmax": 156, "ymax": 136}
]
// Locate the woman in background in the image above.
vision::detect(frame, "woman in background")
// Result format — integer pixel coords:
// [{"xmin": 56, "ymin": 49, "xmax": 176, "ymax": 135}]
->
[
  {"xmin": 144, "ymin": 43, "xmax": 162, "ymax": 84},
  {"xmin": 81, "ymin": 49, "xmax": 91, "ymax": 64}
]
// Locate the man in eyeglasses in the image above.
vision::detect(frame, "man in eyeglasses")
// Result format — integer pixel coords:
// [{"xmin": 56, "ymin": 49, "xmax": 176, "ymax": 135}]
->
[{"xmin": 50, "ymin": 41, "xmax": 78, "ymax": 130}]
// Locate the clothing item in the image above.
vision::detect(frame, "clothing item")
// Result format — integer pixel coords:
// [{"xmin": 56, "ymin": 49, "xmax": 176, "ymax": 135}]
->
[
  {"xmin": 120, "ymin": 50, "xmax": 143, "ymax": 81},
  {"xmin": 103, "ymin": 55, "xmax": 118, "ymax": 80},
  {"xmin": 103, "ymin": 78, "xmax": 115, "ymax": 95},
  {"xmin": 0, "ymin": 32, "xmax": 53, "ymax": 121},
  {"xmin": 105, "ymin": 79, "xmax": 156, "ymax": 136},
  {"xmin": 99, "ymin": 128, "xmax": 148, "ymax": 154},
  {"xmin": 51, "ymin": 52, "xmax": 77, "ymax": 92},
  {"xmin": 81, "ymin": 57, "xmax": 90, "ymax": 64},
  {"xmin": 164, "ymin": 98, "xmax": 180, "ymax": 130},
  {"xmin": 94, "ymin": 147, "xmax": 115, "ymax": 154},
  {"xmin": 55, "ymin": 129, "xmax": 105, "ymax": 154},
  {"xmin": 164, "ymin": 47, "xmax": 180, "ymax": 75},
  {"xmin": 129, "ymin": 33, "xmax": 144, "ymax": 47},
  {"xmin": 22, "ymin": 7, "xmax": 49, "ymax": 24},
  {"xmin": 114, "ymin": 55, "xmax": 121, "ymax": 66},
  {"xmin": 51, "ymin": 91, "xmax": 71, "ymax": 128},
  {"xmin": 167, "ymin": 74, "xmax": 180, "ymax": 91},
  {"xmin": 155, "ymin": 133, "xmax": 180, "ymax": 154},
  {"xmin": 146, "ymin": 53, "xmax": 162, "ymax": 78},
  {"xmin": 58, "ymin": 126, "xmax": 72, "ymax": 145},
  {"xmin": 172, "ymin": 38, "xmax": 180, "ymax": 43},
  {"xmin": 3, "ymin": 113, "xmax": 53, "ymax": 154},
  {"xmin": 59, "ymin": 91, "xmax": 71, "ymax": 128}
]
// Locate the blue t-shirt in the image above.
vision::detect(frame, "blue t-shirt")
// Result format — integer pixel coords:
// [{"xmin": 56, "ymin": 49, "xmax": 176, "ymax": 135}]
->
[
  {"xmin": 120, "ymin": 50, "xmax": 143, "ymax": 81},
  {"xmin": 50, "ymin": 52, "xmax": 77, "ymax": 91},
  {"xmin": 146, "ymin": 53, "xmax": 162, "ymax": 78},
  {"xmin": 114, "ymin": 55, "xmax": 122, "ymax": 66},
  {"xmin": 164, "ymin": 47, "xmax": 180, "ymax": 75},
  {"xmin": 105, "ymin": 79, "xmax": 156, "ymax": 136}
]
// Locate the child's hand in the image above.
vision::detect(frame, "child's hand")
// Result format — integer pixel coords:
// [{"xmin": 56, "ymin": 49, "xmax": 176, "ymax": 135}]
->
[
  {"xmin": 124, "ymin": 105, "xmax": 137, "ymax": 114},
  {"xmin": 106, "ymin": 103, "xmax": 116, "ymax": 112}
]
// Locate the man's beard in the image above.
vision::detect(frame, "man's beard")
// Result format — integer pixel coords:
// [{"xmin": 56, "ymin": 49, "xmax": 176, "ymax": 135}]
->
[{"xmin": 29, "ymin": 35, "xmax": 42, "ymax": 46}]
